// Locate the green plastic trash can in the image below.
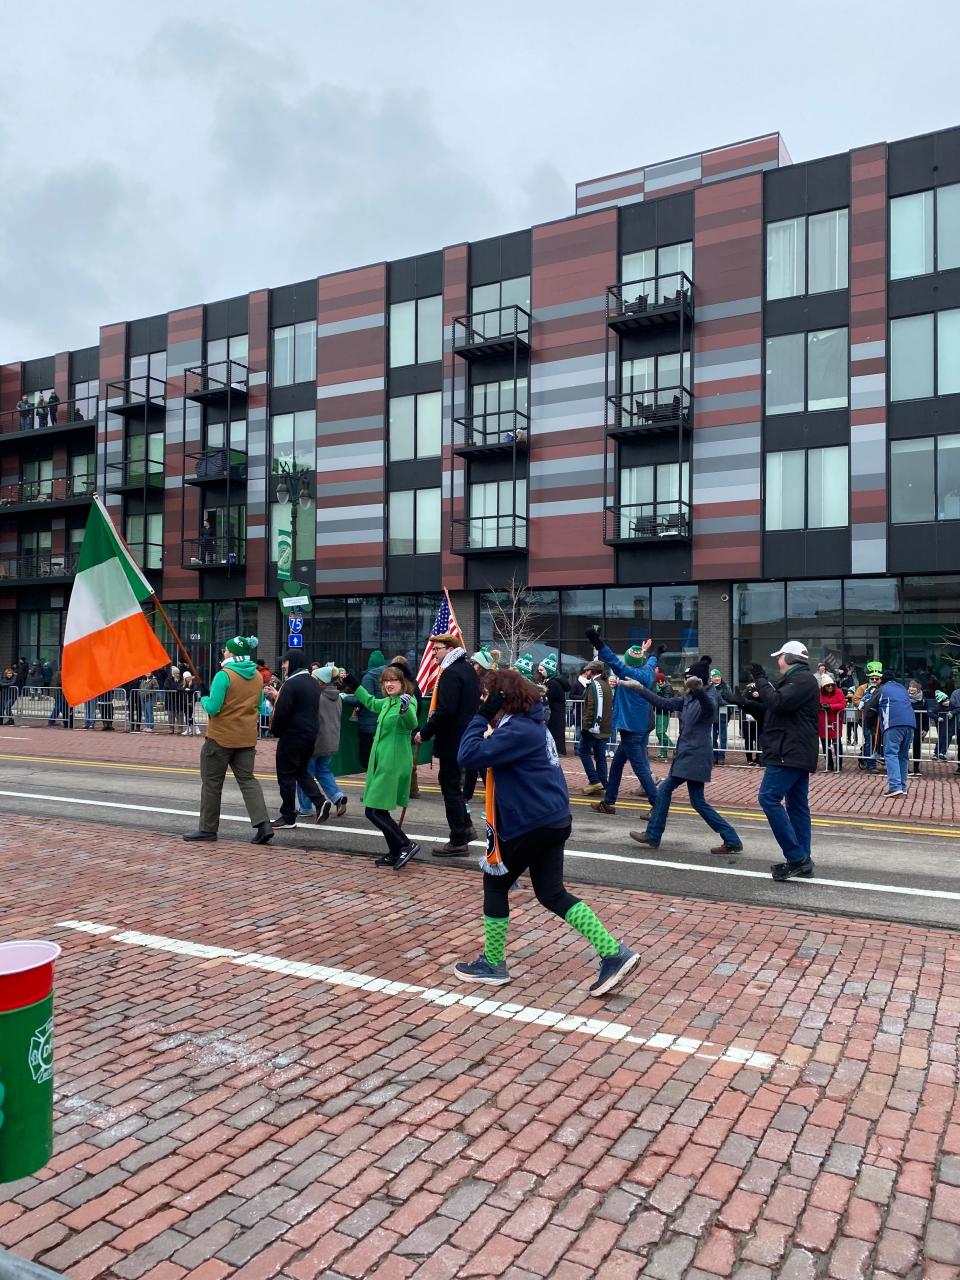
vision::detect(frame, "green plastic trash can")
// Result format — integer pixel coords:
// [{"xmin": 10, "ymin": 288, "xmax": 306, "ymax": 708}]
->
[{"xmin": 0, "ymin": 940, "xmax": 61, "ymax": 1182}]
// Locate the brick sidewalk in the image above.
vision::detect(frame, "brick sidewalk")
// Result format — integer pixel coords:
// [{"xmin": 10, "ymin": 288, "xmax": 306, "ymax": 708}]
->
[
  {"xmin": 4, "ymin": 724, "xmax": 958, "ymax": 828},
  {"xmin": 1, "ymin": 815, "xmax": 959, "ymax": 1278}
]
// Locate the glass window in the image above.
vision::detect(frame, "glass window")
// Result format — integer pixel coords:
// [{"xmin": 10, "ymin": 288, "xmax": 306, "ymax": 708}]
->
[
  {"xmin": 657, "ymin": 242, "xmax": 693, "ymax": 299},
  {"xmin": 415, "ymin": 488, "xmax": 441, "ymax": 553},
  {"xmin": 470, "ymin": 279, "xmax": 528, "ymax": 340},
  {"xmin": 621, "ymin": 249, "xmax": 654, "ymax": 307},
  {"xmin": 765, "ymin": 451, "xmax": 805, "ymax": 530},
  {"xmin": 890, "ymin": 314, "xmax": 934, "ymax": 400},
  {"xmin": 416, "ymin": 296, "xmax": 442, "ymax": 363},
  {"xmin": 937, "ymin": 308, "xmax": 960, "ymax": 396},
  {"xmin": 559, "ymin": 589, "xmax": 603, "ymax": 668},
  {"xmin": 938, "ymin": 183, "xmax": 960, "ymax": 272},
  {"xmin": 293, "ymin": 321, "xmax": 316, "ymax": 383},
  {"xmin": 767, "ymin": 217, "xmax": 805, "ymax": 300},
  {"xmin": 807, "ymin": 328, "xmax": 848, "ymax": 410},
  {"xmin": 271, "ymin": 322, "xmax": 316, "ymax": 385},
  {"xmin": 808, "ymin": 209, "xmax": 848, "ymax": 293},
  {"xmin": 72, "ymin": 379, "xmax": 98, "ymax": 420},
  {"xmin": 891, "ymin": 438, "xmax": 935, "ymax": 523},
  {"xmin": 271, "ymin": 325, "xmax": 294, "ymax": 386},
  {"xmin": 389, "ymin": 391, "xmax": 442, "ymax": 461},
  {"xmin": 417, "ymin": 391, "xmax": 442, "ymax": 456},
  {"xmin": 389, "ymin": 301, "xmax": 416, "ymax": 368},
  {"xmin": 603, "ymin": 587, "xmax": 651, "ymax": 658},
  {"xmin": 271, "ymin": 409, "xmax": 315, "ymax": 472},
  {"xmin": 388, "ymin": 396, "xmax": 415, "ymax": 462},
  {"xmin": 938, "ymin": 435, "xmax": 960, "ymax": 520},
  {"xmin": 734, "ymin": 581, "xmax": 786, "ymax": 681},
  {"xmin": 469, "ymin": 479, "xmax": 525, "ymax": 547},
  {"xmin": 765, "ymin": 333, "xmax": 804, "ymax": 414},
  {"xmin": 890, "ymin": 190, "xmax": 934, "ymax": 279},
  {"xmin": 388, "ymin": 491, "xmax": 414, "ymax": 555},
  {"xmin": 808, "ymin": 445, "xmax": 849, "ymax": 528}
]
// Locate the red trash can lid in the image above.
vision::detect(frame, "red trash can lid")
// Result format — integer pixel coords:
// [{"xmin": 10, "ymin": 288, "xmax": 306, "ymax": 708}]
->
[{"xmin": 0, "ymin": 941, "xmax": 62, "ymax": 1013}]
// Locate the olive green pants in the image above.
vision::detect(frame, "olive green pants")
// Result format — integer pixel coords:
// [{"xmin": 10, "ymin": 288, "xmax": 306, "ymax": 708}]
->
[{"xmin": 199, "ymin": 739, "xmax": 268, "ymax": 832}]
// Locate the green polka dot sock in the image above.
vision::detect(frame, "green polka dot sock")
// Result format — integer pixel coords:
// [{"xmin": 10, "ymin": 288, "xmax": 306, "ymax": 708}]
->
[
  {"xmin": 483, "ymin": 915, "xmax": 510, "ymax": 966},
  {"xmin": 565, "ymin": 901, "xmax": 620, "ymax": 958}
]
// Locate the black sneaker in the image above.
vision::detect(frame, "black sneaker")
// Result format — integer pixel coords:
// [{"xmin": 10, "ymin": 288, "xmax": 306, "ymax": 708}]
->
[
  {"xmin": 270, "ymin": 817, "xmax": 297, "ymax": 830},
  {"xmin": 315, "ymin": 799, "xmax": 332, "ymax": 823},
  {"xmin": 771, "ymin": 858, "xmax": 815, "ymax": 881},
  {"xmin": 589, "ymin": 945, "xmax": 640, "ymax": 996},
  {"xmin": 251, "ymin": 822, "xmax": 274, "ymax": 845},
  {"xmin": 394, "ymin": 842, "xmax": 420, "ymax": 870},
  {"xmin": 375, "ymin": 851, "xmax": 398, "ymax": 867},
  {"xmin": 183, "ymin": 830, "xmax": 217, "ymax": 842}
]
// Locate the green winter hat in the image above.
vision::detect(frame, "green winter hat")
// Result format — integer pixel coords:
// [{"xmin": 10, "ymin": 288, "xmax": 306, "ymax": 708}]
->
[
  {"xmin": 539, "ymin": 653, "xmax": 558, "ymax": 678},
  {"xmin": 513, "ymin": 653, "xmax": 535, "ymax": 679},
  {"xmin": 710, "ymin": 668, "xmax": 722, "ymax": 678},
  {"xmin": 470, "ymin": 645, "xmax": 501, "ymax": 671},
  {"xmin": 225, "ymin": 635, "xmax": 258, "ymax": 657},
  {"xmin": 624, "ymin": 645, "xmax": 647, "ymax": 668},
  {"xmin": 865, "ymin": 660, "xmax": 883, "ymax": 674},
  {"xmin": 367, "ymin": 649, "xmax": 386, "ymax": 670},
  {"xmin": 935, "ymin": 689, "xmax": 948, "ymax": 704}
]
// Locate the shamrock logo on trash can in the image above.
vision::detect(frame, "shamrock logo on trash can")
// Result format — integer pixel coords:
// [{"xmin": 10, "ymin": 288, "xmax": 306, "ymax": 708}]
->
[{"xmin": 27, "ymin": 1017, "xmax": 53, "ymax": 1084}]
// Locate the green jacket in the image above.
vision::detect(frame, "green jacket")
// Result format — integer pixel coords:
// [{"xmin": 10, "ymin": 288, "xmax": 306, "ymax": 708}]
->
[{"xmin": 354, "ymin": 684, "xmax": 418, "ymax": 809}]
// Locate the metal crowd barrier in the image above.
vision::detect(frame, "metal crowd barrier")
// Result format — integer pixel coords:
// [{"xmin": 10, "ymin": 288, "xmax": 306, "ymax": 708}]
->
[{"xmin": 2, "ymin": 686, "xmax": 209, "ymax": 735}]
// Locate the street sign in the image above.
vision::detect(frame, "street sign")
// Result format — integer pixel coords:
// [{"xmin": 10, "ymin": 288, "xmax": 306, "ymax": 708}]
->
[
  {"xmin": 277, "ymin": 583, "xmax": 313, "ymax": 616},
  {"xmin": 288, "ymin": 616, "xmax": 304, "ymax": 634},
  {"xmin": 287, "ymin": 634, "xmax": 304, "ymax": 649},
  {"xmin": 281, "ymin": 595, "xmax": 310, "ymax": 609}
]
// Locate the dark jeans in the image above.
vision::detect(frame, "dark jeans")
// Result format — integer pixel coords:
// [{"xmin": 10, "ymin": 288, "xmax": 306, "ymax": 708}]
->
[
  {"xmin": 645, "ymin": 772, "xmax": 741, "ymax": 848},
  {"xmin": 365, "ymin": 807, "xmax": 408, "ymax": 856},
  {"xmin": 483, "ymin": 821, "xmax": 578, "ymax": 922},
  {"xmin": 605, "ymin": 729, "xmax": 657, "ymax": 806},
  {"xmin": 437, "ymin": 752, "xmax": 470, "ymax": 843},
  {"xmin": 758, "ymin": 765, "xmax": 812, "ymax": 865},
  {"xmin": 743, "ymin": 717, "xmax": 760, "ymax": 764},
  {"xmin": 198, "ymin": 739, "xmax": 268, "ymax": 831},
  {"xmin": 47, "ymin": 690, "xmax": 73, "ymax": 727},
  {"xmin": 276, "ymin": 737, "xmax": 325, "ymax": 822},
  {"xmin": 577, "ymin": 730, "xmax": 609, "ymax": 787},
  {"xmin": 358, "ymin": 729, "xmax": 374, "ymax": 769},
  {"xmin": 712, "ymin": 717, "xmax": 728, "ymax": 764}
]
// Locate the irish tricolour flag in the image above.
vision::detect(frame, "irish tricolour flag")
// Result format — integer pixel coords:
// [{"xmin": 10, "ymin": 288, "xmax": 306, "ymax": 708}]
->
[{"xmin": 61, "ymin": 496, "xmax": 170, "ymax": 707}]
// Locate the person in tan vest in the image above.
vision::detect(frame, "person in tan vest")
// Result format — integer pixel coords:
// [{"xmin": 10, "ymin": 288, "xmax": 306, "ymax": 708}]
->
[{"xmin": 182, "ymin": 635, "xmax": 273, "ymax": 845}]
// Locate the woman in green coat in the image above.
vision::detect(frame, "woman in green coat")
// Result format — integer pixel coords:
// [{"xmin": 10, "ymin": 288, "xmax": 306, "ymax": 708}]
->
[{"xmin": 354, "ymin": 665, "xmax": 421, "ymax": 869}]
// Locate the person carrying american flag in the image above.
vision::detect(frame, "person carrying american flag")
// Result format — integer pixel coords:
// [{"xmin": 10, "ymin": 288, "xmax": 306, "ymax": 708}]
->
[{"xmin": 414, "ymin": 591, "xmax": 481, "ymax": 856}]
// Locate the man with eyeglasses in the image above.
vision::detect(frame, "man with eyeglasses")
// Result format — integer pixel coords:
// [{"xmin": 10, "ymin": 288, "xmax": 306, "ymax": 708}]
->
[{"xmin": 852, "ymin": 662, "xmax": 884, "ymax": 772}]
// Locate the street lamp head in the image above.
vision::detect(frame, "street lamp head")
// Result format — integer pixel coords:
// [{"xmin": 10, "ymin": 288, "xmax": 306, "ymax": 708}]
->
[
  {"xmin": 275, "ymin": 478, "xmax": 290, "ymax": 505},
  {"xmin": 297, "ymin": 476, "xmax": 312, "ymax": 510}
]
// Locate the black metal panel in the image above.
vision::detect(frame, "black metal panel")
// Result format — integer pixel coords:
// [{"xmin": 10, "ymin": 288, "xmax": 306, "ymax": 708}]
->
[
  {"xmin": 887, "ymin": 521, "xmax": 946, "ymax": 573},
  {"xmin": 459, "ymin": 452, "xmax": 528, "ymax": 484},
  {"xmin": 270, "ymin": 279, "xmax": 317, "ymax": 326},
  {"xmin": 615, "ymin": 544, "xmax": 692, "ymax": 584},
  {"xmin": 387, "ymin": 553, "xmax": 441, "ymax": 594},
  {"xmin": 465, "ymin": 555, "xmax": 527, "ymax": 591},
  {"xmin": 201, "ymin": 572, "xmax": 246, "ymax": 602},
  {"xmin": 652, "ymin": 192, "xmax": 694, "ymax": 244},
  {"xmin": 468, "ymin": 353, "xmax": 530, "ymax": 384},
  {"xmin": 764, "ymin": 153, "xmax": 850, "ymax": 221},
  {"xmin": 128, "ymin": 314, "xmax": 168, "ymax": 356},
  {"xmin": 70, "ymin": 346, "xmax": 100, "ymax": 381},
  {"xmin": 619, "ymin": 433, "xmax": 691, "ymax": 468},
  {"xmin": 413, "ymin": 251, "xmax": 443, "ymax": 297},
  {"xmin": 388, "ymin": 363, "xmax": 443, "ymax": 397},
  {"xmin": 387, "ymin": 458, "xmax": 442, "ymax": 490},
  {"xmin": 205, "ymin": 295, "xmax": 250, "ymax": 340},
  {"xmin": 388, "ymin": 256, "xmax": 417, "ymax": 302},
  {"xmin": 763, "ymin": 528, "xmax": 850, "ymax": 578},
  {"xmin": 469, "ymin": 232, "xmax": 531, "ymax": 287},
  {"xmin": 619, "ymin": 328, "xmax": 693, "ymax": 362},
  {"xmin": 764, "ymin": 292, "xmax": 850, "ymax": 336},
  {"xmin": 619, "ymin": 201, "xmax": 657, "ymax": 254},
  {"xmin": 888, "ymin": 394, "xmax": 960, "ymax": 438},
  {"xmin": 21, "ymin": 356, "xmax": 56, "ymax": 392},
  {"xmin": 269, "ymin": 383, "xmax": 317, "ymax": 415},
  {"xmin": 888, "ymin": 132, "xmax": 938, "ymax": 197},
  {"xmin": 763, "ymin": 409, "xmax": 849, "ymax": 452},
  {"xmin": 888, "ymin": 269, "xmax": 960, "ymax": 318}
]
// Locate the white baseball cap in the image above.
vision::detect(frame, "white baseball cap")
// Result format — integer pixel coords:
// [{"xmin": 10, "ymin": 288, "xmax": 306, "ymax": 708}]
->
[{"xmin": 770, "ymin": 640, "xmax": 809, "ymax": 660}]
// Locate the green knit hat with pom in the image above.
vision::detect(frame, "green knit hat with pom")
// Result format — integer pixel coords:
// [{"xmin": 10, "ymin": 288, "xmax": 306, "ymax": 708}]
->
[
  {"xmin": 539, "ymin": 653, "xmax": 558, "ymax": 678},
  {"xmin": 225, "ymin": 635, "xmax": 258, "ymax": 657},
  {"xmin": 624, "ymin": 645, "xmax": 647, "ymax": 668},
  {"xmin": 513, "ymin": 653, "xmax": 535, "ymax": 679}
]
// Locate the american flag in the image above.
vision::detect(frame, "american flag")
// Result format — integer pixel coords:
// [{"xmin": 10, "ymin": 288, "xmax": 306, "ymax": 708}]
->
[{"xmin": 415, "ymin": 590, "xmax": 463, "ymax": 695}]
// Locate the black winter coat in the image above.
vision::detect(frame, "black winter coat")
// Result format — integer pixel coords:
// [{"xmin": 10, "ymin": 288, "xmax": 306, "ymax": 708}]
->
[
  {"xmin": 632, "ymin": 683, "xmax": 714, "ymax": 782},
  {"xmin": 753, "ymin": 662, "xmax": 820, "ymax": 772},
  {"xmin": 271, "ymin": 670, "xmax": 322, "ymax": 747},
  {"xmin": 420, "ymin": 654, "xmax": 480, "ymax": 757},
  {"xmin": 544, "ymin": 675, "xmax": 568, "ymax": 754}
]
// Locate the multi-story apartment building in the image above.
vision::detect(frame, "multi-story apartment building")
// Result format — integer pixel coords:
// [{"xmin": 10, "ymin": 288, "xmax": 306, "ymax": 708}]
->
[{"xmin": 2, "ymin": 124, "xmax": 959, "ymax": 684}]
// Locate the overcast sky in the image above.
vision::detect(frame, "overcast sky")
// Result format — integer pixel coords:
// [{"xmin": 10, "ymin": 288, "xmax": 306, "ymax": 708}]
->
[{"xmin": 2, "ymin": 0, "xmax": 958, "ymax": 363}]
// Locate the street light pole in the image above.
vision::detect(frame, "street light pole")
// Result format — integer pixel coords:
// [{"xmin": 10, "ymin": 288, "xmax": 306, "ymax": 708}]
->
[{"xmin": 275, "ymin": 463, "xmax": 313, "ymax": 572}]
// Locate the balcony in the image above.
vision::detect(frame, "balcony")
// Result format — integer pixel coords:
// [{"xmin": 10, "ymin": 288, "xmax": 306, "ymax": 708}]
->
[
  {"xmin": 452, "ymin": 306, "xmax": 531, "ymax": 361},
  {"xmin": 184, "ymin": 448, "xmax": 248, "ymax": 485},
  {"xmin": 607, "ymin": 385, "xmax": 692, "ymax": 439},
  {"xmin": 0, "ymin": 397, "xmax": 98, "ymax": 445},
  {"xmin": 183, "ymin": 535, "xmax": 246, "ymax": 570},
  {"xmin": 451, "ymin": 514, "xmax": 528, "ymax": 556},
  {"xmin": 606, "ymin": 272, "xmax": 693, "ymax": 333},
  {"xmin": 453, "ymin": 411, "xmax": 530, "ymax": 459},
  {"xmin": 105, "ymin": 459, "xmax": 165, "ymax": 493},
  {"xmin": 105, "ymin": 376, "xmax": 166, "ymax": 418},
  {"xmin": 125, "ymin": 543, "xmax": 164, "ymax": 574},
  {"xmin": 183, "ymin": 361, "xmax": 249, "ymax": 405},
  {"xmin": 0, "ymin": 476, "xmax": 96, "ymax": 513},
  {"xmin": 0, "ymin": 551, "xmax": 80, "ymax": 584},
  {"xmin": 603, "ymin": 501, "xmax": 692, "ymax": 545}
]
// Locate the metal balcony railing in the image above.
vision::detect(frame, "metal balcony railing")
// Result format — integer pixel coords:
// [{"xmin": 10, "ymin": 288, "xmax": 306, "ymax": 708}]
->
[
  {"xmin": 183, "ymin": 535, "xmax": 246, "ymax": 569},
  {"xmin": 105, "ymin": 376, "xmax": 166, "ymax": 414},
  {"xmin": 606, "ymin": 272, "xmax": 693, "ymax": 329},
  {"xmin": 183, "ymin": 360, "xmax": 249, "ymax": 401},
  {"xmin": 0, "ymin": 551, "xmax": 80, "ymax": 582},
  {"xmin": 0, "ymin": 396, "xmax": 98, "ymax": 437},
  {"xmin": 607, "ymin": 384, "xmax": 692, "ymax": 436},
  {"xmin": 0, "ymin": 476, "xmax": 96, "ymax": 507},
  {"xmin": 453, "ymin": 410, "xmax": 530, "ymax": 454},
  {"xmin": 105, "ymin": 459, "xmax": 165, "ymax": 491},
  {"xmin": 452, "ymin": 305, "xmax": 531, "ymax": 357},
  {"xmin": 184, "ymin": 448, "xmax": 248, "ymax": 483},
  {"xmin": 604, "ymin": 501, "xmax": 692, "ymax": 544},
  {"xmin": 451, "ymin": 514, "xmax": 528, "ymax": 554}
]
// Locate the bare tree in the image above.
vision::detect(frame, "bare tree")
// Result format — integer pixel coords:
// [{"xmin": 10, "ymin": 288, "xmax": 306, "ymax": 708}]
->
[
  {"xmin": 483, "ymin": 577, "xmax": 547, "ymax": 666},
  {"xmin": 940, "ymin": 626, "xmax": 960, "ymax": 677}
]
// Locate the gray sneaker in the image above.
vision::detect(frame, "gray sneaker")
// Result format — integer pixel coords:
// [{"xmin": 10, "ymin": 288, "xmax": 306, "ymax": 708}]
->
[
  {"xmin": 588, "ymin": 944, "xmax": 639, "ymax": 996},
  {"xmin": 453, "ymin": 955, "xmax": 510, "ymax": 985}
]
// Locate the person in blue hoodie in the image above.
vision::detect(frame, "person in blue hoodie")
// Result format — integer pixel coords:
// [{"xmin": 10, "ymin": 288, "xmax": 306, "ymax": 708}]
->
[
  {"xmin": 875, "ymin": 672, "xmax": 918, "ymax": 797},
  {"xmin": 454, "ymin": 668, "xmax": 638, "ymax": 997},
  {"xmin": 584, "ymin": 628, "xmax": 661, "ymax": 814}
]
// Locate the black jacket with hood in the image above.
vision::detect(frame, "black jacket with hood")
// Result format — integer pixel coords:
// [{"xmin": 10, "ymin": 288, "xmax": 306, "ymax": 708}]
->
[
  {"xmin": 753, "ymin": 661, "xmax": 821, "ymax": 772},
  {"xmin": 271, "ymin": 651, "xmax": 322, "ymax": 747}
]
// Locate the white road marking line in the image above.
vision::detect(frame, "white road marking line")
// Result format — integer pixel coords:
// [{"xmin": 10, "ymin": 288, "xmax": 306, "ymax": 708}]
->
[
  {"xmin": 2, "ymin": 789, "xmax": 959, "ymax": 903},
  {"xmin": 0, "ymin": 735, "xmax": 30, "ymax": 740},
  {"xmin": 54, "ymin": 920, "xmax": 775, "ymax": 1070}
]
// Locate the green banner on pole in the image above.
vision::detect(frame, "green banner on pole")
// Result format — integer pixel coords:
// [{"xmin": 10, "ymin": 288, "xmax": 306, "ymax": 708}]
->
[{"xmin": 276, "ymin": 529, "xmax": 293, "ymax": 582}]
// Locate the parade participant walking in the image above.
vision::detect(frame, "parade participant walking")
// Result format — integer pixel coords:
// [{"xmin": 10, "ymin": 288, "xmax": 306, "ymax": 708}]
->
[
  {"xmin": 415, "ymin": 633, "xmax": 480, "ymax": 857},
  {"xmin": 269, "ymin": 650, "xmax": 331, "ymax": 829},
  {"xmin": 749, "ymin": 641, "xmax": 820, "ymax": 880},
  {"xmin": 297, "ymin": 663, "xmax": 349, "ymax": 818},
  {"xmin": 584, "ymin": 628, "xmax": 660, "ymax": 814},
  {"xmin": 576, "ymin": 662, "xmax": 612, "ymax": 795},
  {"xmin": 182, "ymin": 635, "xmax": 273, "ymax": 845},
  {"xmin": 626, "ymin": 672, "xmax": 743, "ymax": 854},
  {"xmin": 352, "ymin": 664, "xmax": 420, "ymax": 868},
  {"xmin": 874, "ymin": 672, "xmax": 916, "ymax": 796},
  {"xmin": 454, "ymin": 668, "xmax": 638, "ymax": 995},
  {"xmin": 356, "ymin": 650, "xmax": 387, "ymax": 767},
  {"xmin": 539, "ymin": 654, "xmax": 568, "ymax": 755}
]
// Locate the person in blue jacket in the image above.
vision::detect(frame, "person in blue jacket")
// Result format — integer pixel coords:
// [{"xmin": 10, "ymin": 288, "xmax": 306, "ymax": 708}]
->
[
  {"xmin": 454, "ymin": 668, "xmax": 638, "ymax": 997},
  {"xmin": 875, "ymin": 672, "xmax": 918, "ymax": 797},
  {"xmin": 584, "ymin": 628, "xmax": 660, "ymax": 814}
]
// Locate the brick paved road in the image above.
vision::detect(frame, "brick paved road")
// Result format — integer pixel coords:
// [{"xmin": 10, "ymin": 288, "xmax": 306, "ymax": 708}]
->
[
  {"xmin": 2, "ymin": 726, "xmax": 957, "ymax": 827},
  {"xmin": 1, "ymin": 814, "xmax": 959, "ymax": 1278}
]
